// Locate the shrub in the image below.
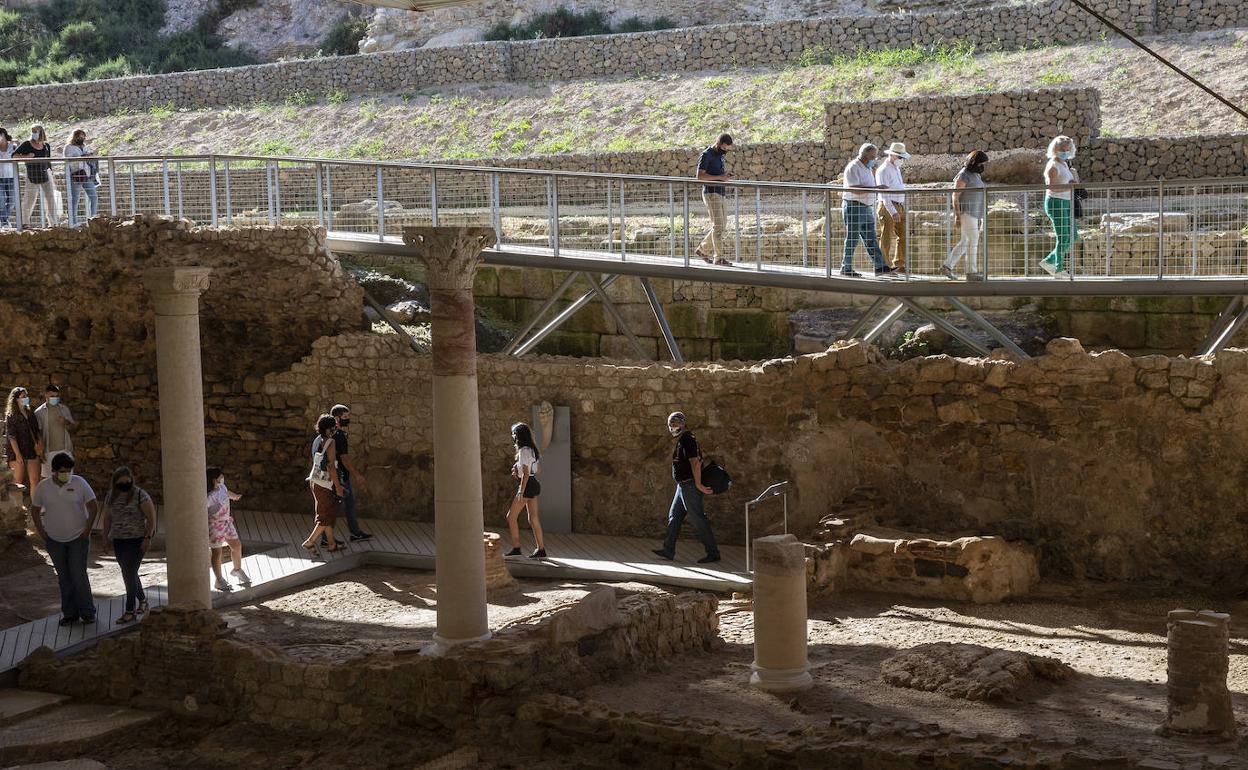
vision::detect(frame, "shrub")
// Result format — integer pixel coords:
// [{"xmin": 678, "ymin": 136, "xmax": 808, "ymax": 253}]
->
[
  {"xmin": 321, "ymin": 14, "xmax": 368, "ymax": 57},
  {"xmin": 485, "ymin": 7, "xmax": 676, "ymax": 41}
]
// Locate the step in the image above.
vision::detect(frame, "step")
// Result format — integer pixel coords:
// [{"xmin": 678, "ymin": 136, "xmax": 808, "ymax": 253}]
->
[
  {"xmin": 0, "ymin": 690, "xmax": 68, "ymax": 726},
  {"xmin": 0, "ymin": 703, "xmax": 161, "ymax": 759},
  {"xmin": 3, "ymin": 761, "xmax": 108, "ymax": 770}
]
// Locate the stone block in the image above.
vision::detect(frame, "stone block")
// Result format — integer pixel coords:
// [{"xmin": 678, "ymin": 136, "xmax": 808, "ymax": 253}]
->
[{"xmin": 546, "ymin": 586, "xmax": 621, "ymax": 645}]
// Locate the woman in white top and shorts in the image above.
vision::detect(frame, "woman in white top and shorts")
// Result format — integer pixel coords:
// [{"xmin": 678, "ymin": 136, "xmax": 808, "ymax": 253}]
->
[{"xmin": 504, "ymin": 422, "xmax": 546, "ymax": 558}]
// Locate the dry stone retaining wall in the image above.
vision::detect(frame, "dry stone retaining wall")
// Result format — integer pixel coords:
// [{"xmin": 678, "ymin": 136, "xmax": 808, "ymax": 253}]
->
[{"xmin": 2, "ymin": 0, "xmax": 1243, "ymax": 121}]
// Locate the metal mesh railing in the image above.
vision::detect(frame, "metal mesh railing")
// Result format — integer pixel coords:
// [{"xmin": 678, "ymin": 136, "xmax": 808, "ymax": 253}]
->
[{"xmin": 5, "ymin": 153, "xmax": 1247, "ymax": 283}]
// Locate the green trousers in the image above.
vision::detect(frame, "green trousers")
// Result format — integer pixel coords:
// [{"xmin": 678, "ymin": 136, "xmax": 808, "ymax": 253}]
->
[{"xmin": 1042, "ymin": 196, "xmax": 1078, "ymax": 271}]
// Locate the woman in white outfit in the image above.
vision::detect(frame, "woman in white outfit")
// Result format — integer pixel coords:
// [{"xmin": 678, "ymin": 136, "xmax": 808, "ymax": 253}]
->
[{"xmin": 942, "ymin": 150, "xmax": 989, "ymax": 281}]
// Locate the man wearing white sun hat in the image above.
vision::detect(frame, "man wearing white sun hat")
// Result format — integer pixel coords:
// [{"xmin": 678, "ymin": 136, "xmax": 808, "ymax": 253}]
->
[{"xmin": 875, "ymin": 141, "xmax": 911, "ymax": 274}]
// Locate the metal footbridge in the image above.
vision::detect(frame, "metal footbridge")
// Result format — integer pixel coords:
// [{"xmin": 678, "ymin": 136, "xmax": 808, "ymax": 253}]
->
[{"xmin": 15, "ymin": 153, "xmax": 1248, "ymax": 359}]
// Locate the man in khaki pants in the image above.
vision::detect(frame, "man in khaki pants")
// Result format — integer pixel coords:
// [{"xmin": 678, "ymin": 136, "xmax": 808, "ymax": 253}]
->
[
  {"xmin": 694, "ymin": 134, "xmax": 734, "ymax": 265},
  {"xmin": 875, "ymin": 142, "xmax": 910, "ymax": 273}
]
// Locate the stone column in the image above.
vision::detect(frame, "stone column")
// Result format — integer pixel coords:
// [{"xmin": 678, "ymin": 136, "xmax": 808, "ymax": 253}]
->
[
  {"xmin": 750, "ymin": 534, "xmax": 813, "ymax": 692},
  {"xmin": 404, "ymin": 226, "xmax": 497, "ymax": 652},
  {"xmin": 1161, "ymin": 609, "xmax": 1236, "ymax": 740},
  {"xmin": 144, "ymin": 267, "xmax": 213, "ymax": 611}
]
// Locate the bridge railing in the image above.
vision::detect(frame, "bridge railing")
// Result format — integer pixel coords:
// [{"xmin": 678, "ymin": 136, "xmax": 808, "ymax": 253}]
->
[{"xmin": 7, "ymin": 153, "xmax": 1248, "ymax": 281}]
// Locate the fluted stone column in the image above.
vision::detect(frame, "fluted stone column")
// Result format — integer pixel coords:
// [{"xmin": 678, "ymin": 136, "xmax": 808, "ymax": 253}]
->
[
  {"xmin": 405, "ymin": 226, "xmax": 497, "ymax": 652},
  {"xmin": 750, "ymin": 534, "xmax": 813, "ymax": 692},
  {"xmin": 144, "ymin": 267, "xmax": 212, "ymax": 610}
]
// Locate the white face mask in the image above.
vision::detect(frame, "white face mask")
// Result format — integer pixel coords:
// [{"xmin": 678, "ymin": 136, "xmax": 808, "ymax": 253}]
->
[
  {"xmin": 669, "ymin": 425, "xmax": 683, "ymax": 436},
  {"xmin": 56, "ymin": 471, "xmax": 71, "ymax": 483}
]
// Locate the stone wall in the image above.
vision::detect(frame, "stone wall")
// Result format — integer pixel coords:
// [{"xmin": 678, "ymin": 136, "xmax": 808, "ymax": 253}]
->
[
  {"xmin": 3, "ymin": 0, "xmax": 1244, "ymax": 121},
  {"xmin": 0, "ymin": 216, "xmax": 363, "ymax": 498},
  {"xmin": 825, "ymin": 88, "xmax": 1102, "ymax": 159},
  {"xmin": 20, "ymin": 592, "xmax": 719, "ymax": 730}
]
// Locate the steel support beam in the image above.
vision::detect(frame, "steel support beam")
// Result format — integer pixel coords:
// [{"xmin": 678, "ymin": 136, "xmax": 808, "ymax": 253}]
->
[
  {"xmin": 1196, "ymin": 296, "xmax": 1244, "ymax": 356},
  {"xmin": 898, "ymin": 298, "xmax": 992, "ymax": 357},
  {"xmin": 945, "ymin": 297, "xmax": 1030, "ymax": 359},
  {"xmin": 1199, "ymin": 299, "xmax": 1248, "ymax": 357},
  {"xmin": 640, "ymin": 277, "xmax": 684, "ymax": 364},
  {"xmin": 361, "ymin": 288, "xmax": 424, "ymax": 354},
  {"xmin": 513, "ymin": 275, "xmax": 620, "ymax": 356},
  {"xmin": 843, "ymin": 296, "xmax": 889, "ymax": 341},
  {"xmin": 585, "ymin": 273, "xmax": 648, "ymax": 359},
  {"xmin": 863, "ymin": 302, "xmax": 908, "ymax": 345},
  {"xmin": 502, "ymin": 271, "xmax": 582, "ymax": 355}
]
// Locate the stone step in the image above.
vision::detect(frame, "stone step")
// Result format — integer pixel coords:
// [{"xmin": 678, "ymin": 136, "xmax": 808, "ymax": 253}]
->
[
  {"xmin": 0, "ymin": 702, "xmax": 161, "ymax": 761},
  {"xmin": 0, "ymin": 690, "xmax": 69, "ymax": 726}
]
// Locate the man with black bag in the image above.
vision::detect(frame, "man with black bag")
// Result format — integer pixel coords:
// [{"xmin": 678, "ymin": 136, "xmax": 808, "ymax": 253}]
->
[{"xmin": 653, "ymin": 411, "xmax": 721, "ymax": 564}]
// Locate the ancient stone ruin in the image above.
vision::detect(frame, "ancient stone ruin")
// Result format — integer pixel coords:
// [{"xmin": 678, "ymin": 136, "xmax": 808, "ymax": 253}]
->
[
  {"xmin": 881, "ymin": 643, "xmax": 1075, "ymax": 702},
  {"xmin": 1161, "ymin": 609, "xmax": 1238, "ymax": 741}
]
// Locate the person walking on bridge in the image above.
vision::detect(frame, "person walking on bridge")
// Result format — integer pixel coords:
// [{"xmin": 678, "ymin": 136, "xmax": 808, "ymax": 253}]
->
[
  {"xmin": 942, "ymin": 150, "xmax": 989, "ymax": 281},
  {"xmin": 1039, "ymin": 135, "xmax": 1080, "ymax": 279},
  {"xmin": 14, "ymin": 125, "xmax": 60, "ymax": 228},
  {"xmin": 840, "ymin": 143, "xmax": 894, "ymax": 278},
  {"xmin": 875, "ymin": 142, "xmax": 910, "ymax": 274},
  {"xmin": 694, "ymin": 133, "xmax": 734, "ymax": 266}
]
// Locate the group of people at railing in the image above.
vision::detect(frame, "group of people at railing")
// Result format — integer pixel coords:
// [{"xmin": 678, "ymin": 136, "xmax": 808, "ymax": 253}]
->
[
  {"xmin": 0, "ymin": 125, "xmax": 100, "ymax": 229},
  {"xmin": 695, "ymin": 132, "xmax": 1083, "ymax": 280}
]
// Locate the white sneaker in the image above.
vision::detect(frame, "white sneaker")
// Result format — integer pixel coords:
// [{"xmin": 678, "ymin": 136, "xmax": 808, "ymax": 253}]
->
[
  {"xmin": 1038, "ymin": 260, "xmax": 1057, "ymax": 275},
  {"xmin": 214, "ymin": 578, "xmax": 233, "ymax": 592},
  {"xmin": 231, "ymin": 568, "xmax": 251, "ymax": 586},
  {"xmin": 1054, "ymin": 270, "xmax": 1072, "ymax": 279},
  {"xmin": 940, "ymin": 265, "xmax": 957, "ymax": 280}
]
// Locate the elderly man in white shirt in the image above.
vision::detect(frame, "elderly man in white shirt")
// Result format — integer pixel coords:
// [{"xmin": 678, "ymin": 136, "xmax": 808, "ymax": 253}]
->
[
  {"xmin": 875, "ymin": 142, "xmax": 910, "ymax": 274},
  {"xmin": 839, "ymin": 143, "xmax": 894, "ymax": 278}
]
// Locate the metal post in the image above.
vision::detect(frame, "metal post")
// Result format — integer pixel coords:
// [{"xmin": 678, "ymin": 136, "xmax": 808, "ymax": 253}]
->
[
  {"xmin": 755, "ymin": 187, "xmax": 762, "ymax": 271},
  {"xmin": 619, "ymin": 180, "xmax": 626, "ymax": 261},
  {"xmin": 605, "ymin": 179, "xmax": 613, "ymax": 255},
  {"xmin": 946, "ymin": 297, "xmax": 1029, "ymax": 358},
  {"xmin": 899, "ymin": 298, "xmax": 991, "ymax": 356},
  {"xmin": 800, "ymin": 190, "xmax": 809, "ymax": 268},
  {"xmin": 376, "ymin": 165, "xmax": 385, "ymax": 241},
  {"xmin": 273, "ymin": 161, "xmax": 282, "ymax": 225},
  {"xmin": 313, "ymin": 162, "xmax": 324, "ymax": 228},
  {"xmin": 824, "ymin": 190, "xmax": 834, "ymax": 278},
  {"xmin": 503, "ymin": 271, "xmax": 582, "ymax": 356},
  {"xmin": 514, "ymin": 275, "xmax": 621, "ymax": 356},
  {"xmin": 128, "ymin": 164, "xmax": 136, "ymax": 216},
  {"xmin": 208, "ymin": 157, "xmax": 218, "ymax": 227},
  {"xmin": 430, "ymin": 168, "xmax": 439, "ymax": 227},
  {"xmin": 863, "ymin": 302, "xmax": 909, "ymax": 345},
  {"xmin": 640, "ymin": 276, "xmax": 684, "ymax": 364},
  {"xmin": 683, "ymin": 184, "xmax": 691, "ymax": 267},
  {"xmin": 1104, "ymin": 188, "xmax": 1112, "ymax": 276},
  {"xmin": 107, "ymin": 158, "xmax": 117, "ymax": 217},
  {"xmin": 175, "ymin": 161, "xmax": 184, "ymax": 220},
  {"xmin": 491, "ymin": 172, "xmax": 502, "ymax": 244},
  {"xmin": 223, "ymin": 159, "xmax": 232, "ymax": 225},
  {"xmin": 668, "ymin": 183, "xmax": 675, "ymax": 260},
  {"xmin": 902, "ymin": 192, "xmax": 911, "ymax": 281},
  {"xmin": 162, "ymin": 160, "xmax": 171, "ymax": 216},
  {"xmin": 551, "ymin": 175, "xmax": 560, "ymax": 258},
  {"xmin": 585, "ymin": 273, "xmax": 646, "ymax": 358},
  {"xmin": 1157, "ymin": 179, "xmax": 1165, "ymax": 279},
  {"xmin": 323, "ymin": 163, "xmax": 333, "ymax": 230},
  {"xmin": 844, "ymin": 296, "xmax": 888, "ymax": 340},
  {"xmin": 265, "ymin": 162, "xmax": 275, "ymax": 226},
  {"xmin": 545, "ymin": 176, "xmax": 555, "ymax": 252},
  {"xmin": 1023, "ymin": 190, "xmax": 1030, "ymax": 277},
  {"xmin": 980, "ymin": 197, "xmax": 988, "ymax": 280},
  {"xmin": 12, "ymin": 166, "xmax": 21, "ymax": 230},
  {"xmin": 733, "ymin": 186, "xmax": 741, "ymax": 262}
]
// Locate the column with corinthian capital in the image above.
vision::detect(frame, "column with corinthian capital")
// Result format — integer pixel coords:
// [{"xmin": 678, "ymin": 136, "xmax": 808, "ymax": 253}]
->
[
  {"xmin": 143, "ymin": 266, "xmax": 213, "ymax": 610},
  {"xmin": 404, "ymin": 226, "xmax": 497, "ymax": 652}
]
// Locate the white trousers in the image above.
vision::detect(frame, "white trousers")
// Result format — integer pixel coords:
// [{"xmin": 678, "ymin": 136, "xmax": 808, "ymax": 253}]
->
[
  {"xmin": 22, "ymin": 178, "xmax": 60, "ymax": 227},
  {"xmin": 944, "ymin": 215, "xmax": 981, "ymax": 272}
]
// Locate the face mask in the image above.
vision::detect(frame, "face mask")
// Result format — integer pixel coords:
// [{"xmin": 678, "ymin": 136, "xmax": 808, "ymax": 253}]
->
[
  {"xmin": 866, "ymin": 158, "xmax": 878, "ymax": 170},
  {"xmin": 1058, "ymin": 151, "xmax": 1074, "ymax": 161},
  {"xmin": 19, "ymin": 397, "xmax": 29, "ymax": 408},
  {"xmin": 669, "ymin": 425, "xmax": 683, "ymax": 436},
  {"xmin": 216, "ymin": 478, "xmax": 225, "ymax": 488},
  {"xmin": 893, "ymin": 157, "xmax": 904, "ymax": 166},
  {"xmin": 56, "ymin": 471, "xmax": 71, "ymax": 483},
  {"xmin": 48, "ymin": 396, "xmax": 59, "ymax": 406},
  {"xmin": 30, "ymin": 133, "xmax": 38, "ymax": 141},
  {"xmin": 116, "ymin": 481, "xmax": 133, "ymax": 492},
  {"xmin": 339, "ymin": 418, "xmax": 350, "ymax": 427}
]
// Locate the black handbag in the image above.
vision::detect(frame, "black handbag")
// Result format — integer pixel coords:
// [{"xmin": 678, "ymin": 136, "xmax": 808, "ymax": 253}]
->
[{"xmin": 700, "ymin": 460, "xmax": 732, "ymax": 495}]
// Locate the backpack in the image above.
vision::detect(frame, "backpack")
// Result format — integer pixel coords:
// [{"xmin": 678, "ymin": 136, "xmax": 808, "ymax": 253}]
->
[{"xmin": 700, "ymin": 458, "xmax": 732, "ymax": 495}]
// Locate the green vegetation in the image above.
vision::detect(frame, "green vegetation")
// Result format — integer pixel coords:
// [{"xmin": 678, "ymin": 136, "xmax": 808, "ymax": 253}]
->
[
  {"xmin": 320, "ymin": 14, "xmax": 368, "ymax": 57},
  {"xmin": 0, "ymin": 0, "xmax": 257, "ymax": 86},
  {"xmin": 485, "ymin": 7, "xmax": 677, "ymax": 42}
]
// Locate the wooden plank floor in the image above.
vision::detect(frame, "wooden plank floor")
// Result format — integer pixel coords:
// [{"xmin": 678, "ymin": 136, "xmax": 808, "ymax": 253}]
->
[{"xmin": 0, "ymin": 510, "xmax": 750, "ymax": 675}]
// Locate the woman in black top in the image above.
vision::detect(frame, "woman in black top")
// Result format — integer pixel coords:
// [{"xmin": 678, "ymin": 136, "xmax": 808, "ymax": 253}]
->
[
  {"xmin": 4, "ymin": 386, "xmax": 42, "ymax": 492},
  {"xmin": 14, "ymin": 125, "xmax": 59, "ymax": 228}
]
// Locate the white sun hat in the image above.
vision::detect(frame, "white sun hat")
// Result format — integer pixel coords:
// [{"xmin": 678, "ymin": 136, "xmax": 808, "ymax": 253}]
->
[{"xmin": 884, "ymin": 142, "xmax": 911, "ymax": 158}]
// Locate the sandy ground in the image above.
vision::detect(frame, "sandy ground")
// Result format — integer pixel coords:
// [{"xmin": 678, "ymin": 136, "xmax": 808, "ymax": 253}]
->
[
  {"xmin": 29, "ymin": 28, "xmax": 1248, "ymax": 162},
  {"xmin": 584, "ymin": 587, "xmax": 1248, "ymax": 764},
  {"xmin": 221, "ymin": 567, "xmax": 668, "ymax": 657}
]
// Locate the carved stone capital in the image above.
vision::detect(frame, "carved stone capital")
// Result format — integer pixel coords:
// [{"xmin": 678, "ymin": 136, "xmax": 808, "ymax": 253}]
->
[
  {"xmin": 403, "ymin": 227, "xmax": 496, "ymax": 292},
  {"xmin": 143, "ymin": 267, "xmax": 212, "ymax": 316}
]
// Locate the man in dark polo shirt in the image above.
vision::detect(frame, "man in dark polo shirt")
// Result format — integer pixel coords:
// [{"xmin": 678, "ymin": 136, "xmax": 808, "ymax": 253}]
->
[
  {"xmin": 653, "ymin": 411, "xmax": 721, "ymax": 564},
  {"xmin": 694, "ymin": 134, "xmax": 734, "ymax": 266}
]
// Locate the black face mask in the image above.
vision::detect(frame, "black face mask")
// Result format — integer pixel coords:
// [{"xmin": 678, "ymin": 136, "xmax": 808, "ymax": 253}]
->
[
  {"xmin": 338, "ymin": 418, "xmax": 350, "ymax": 427},
  {"xmin": 116, "ymin": 481, "xmax": 133, "ymax": 492}
]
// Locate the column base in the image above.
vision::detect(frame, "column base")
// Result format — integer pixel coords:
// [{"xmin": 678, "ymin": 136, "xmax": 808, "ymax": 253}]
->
[
  {"xmin": 749, "ymin": 662, "xmax": 813, "ymax": 693},
  {"xmin": 423, "ymin": 630, "xmax": 493, "ymax": 657}
]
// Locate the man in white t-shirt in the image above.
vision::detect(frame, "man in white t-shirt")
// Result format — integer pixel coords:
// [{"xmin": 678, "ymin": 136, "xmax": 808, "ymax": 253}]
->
[
  {"xmin": 839, "ymin": 143, "xmax": 893, "ymax": 278},
  {"xmin": 31, "ymin": 452, "xmax": 98, "ymax": 625}
]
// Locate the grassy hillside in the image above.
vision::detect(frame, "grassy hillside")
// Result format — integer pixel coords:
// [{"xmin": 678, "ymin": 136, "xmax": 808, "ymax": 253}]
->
[{"xmin": 23, "ymin": 28, "xmax": 1248, "ymax": 160}]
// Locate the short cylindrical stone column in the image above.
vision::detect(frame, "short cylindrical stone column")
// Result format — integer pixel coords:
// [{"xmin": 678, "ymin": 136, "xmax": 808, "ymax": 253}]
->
[
  {"xmin": 405, "ymin": 226, "xmax": 497, "ymax": 653},
  {"xmin": 1162, "ymin": 609, "xmax": 1236, "ymax": 740},
  {"xmin": 750, "ymin": 533, "xmax": 812, "ymax": 692},
  {"xmin": 144, "ymin": 267, "xmax": 213, "ymax": 611}
]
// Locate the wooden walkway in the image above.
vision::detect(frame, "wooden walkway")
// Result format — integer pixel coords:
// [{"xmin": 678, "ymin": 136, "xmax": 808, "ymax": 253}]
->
[{"xmin": 0, "ymin": 510, "xmax": 750, "ymax": 676}]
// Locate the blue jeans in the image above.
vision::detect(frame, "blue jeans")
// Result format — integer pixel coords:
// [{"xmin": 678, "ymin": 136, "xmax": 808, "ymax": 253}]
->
[
  {"xmin": 45, "ymin": 536, "xmax": 95, "ymax": 620},
  {"xmin": 842, "ymin": 201, "xmax": 886, "ymax": 271},
  {"xmin": 113, "ymin": 537, "xmax": 147, "ymax": 612},
  {"xmin": 69, "ymin": 178, "xmax": 98, "ymax": 226},
  {"xmin": 662, "ymin": 480, "xmax": 720, "ymax": 558},
  {"xmin": 0, "ymin": 177, "xmax": 13, "ymax": 226}
]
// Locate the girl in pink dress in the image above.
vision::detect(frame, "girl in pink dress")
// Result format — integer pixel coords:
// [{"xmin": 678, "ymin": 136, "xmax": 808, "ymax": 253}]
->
[{"xmin": 207, "ymin": 466, "xmax": 249, "ymax": 591}]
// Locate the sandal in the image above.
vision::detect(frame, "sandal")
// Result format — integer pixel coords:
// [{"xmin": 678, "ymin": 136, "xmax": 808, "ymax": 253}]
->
[
  {"xmin": 137, "ymin": 600, "xmax": 149, "ymax": 615},
  {"xmin": 117, "ymin": 611, "xmax": 137, "ymax": 624},
  {"xmin": 302, "ymin": 541, "xmax": 319, "ymax": 554}
]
